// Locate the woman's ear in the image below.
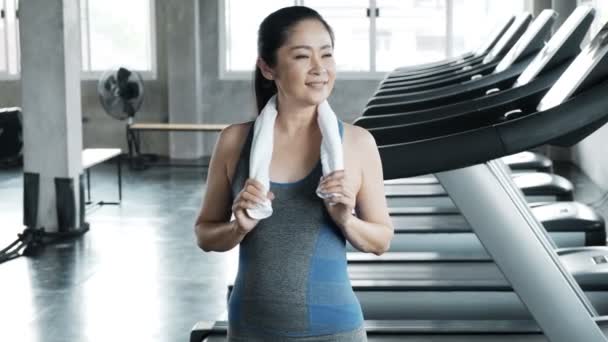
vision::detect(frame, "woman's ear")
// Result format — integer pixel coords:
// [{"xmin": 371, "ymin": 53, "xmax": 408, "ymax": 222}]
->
[{"xmin": 257, "ymin": 58, "xmax": 275, "ymax": 81}]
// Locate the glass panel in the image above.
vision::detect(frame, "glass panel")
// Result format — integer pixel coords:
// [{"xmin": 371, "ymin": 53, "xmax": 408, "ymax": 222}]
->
[
  {"xmin": 303, "ymin": 0, "xmax": 370, "ymax": 71},
  {"xmin": 0, "ymin": 0, "xmax": 8, "ymax": 72},
  {"xmin": 452, "ymin": 0, "xmax": 526, "ymax": 57},
  {"xmin": 13, "ymin": 0, "xmax": 18, "ymax": 74},
  {"xmin": 87, "ymin": 0, "xmax": 152, "ymax": 71},
  {"xmin": 225, "ymin": 0, "xmax": 295, "ymax": 71},
  {"xmin": 6, "ymin": 0, "xmax": 18, "ymax": 74},
  {"xmin": 80, "ymin": 0, "xmax": 91, "ymax": 71},
  {"xmin": 376, "ymin": 0, "xmax": 447, "ymax": 71}
]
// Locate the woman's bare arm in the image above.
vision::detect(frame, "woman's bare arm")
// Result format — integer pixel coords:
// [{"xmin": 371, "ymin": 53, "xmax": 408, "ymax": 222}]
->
[
  {"xmin": 340, "ymin": 126, "xmax": 393, "ymax": 255},
  {"xmin": 194, "ymin": 124, "xmax": 248, "ymax": 252}
]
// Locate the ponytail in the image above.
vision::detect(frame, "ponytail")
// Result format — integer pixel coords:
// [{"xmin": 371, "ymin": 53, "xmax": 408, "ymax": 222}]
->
[{"xmin": 254, "ymin": 66, "xmax": 277, "ymax": 113}]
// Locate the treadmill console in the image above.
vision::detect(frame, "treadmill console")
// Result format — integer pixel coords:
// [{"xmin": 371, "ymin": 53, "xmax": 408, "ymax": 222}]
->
[
  {"xmin": 494, "ymin": 10, "xmax": 557, "ymax": 73},
  {"xmin": 537, "ymin": 22, "xmax": 608, "ymax": 111},
  {"xmin": 515, "ymin": 5, "xmax": 595, "ymax": 87},
  {"xmin": 483, "ymin": 13, "xmax": 532, "ymax": 64}
]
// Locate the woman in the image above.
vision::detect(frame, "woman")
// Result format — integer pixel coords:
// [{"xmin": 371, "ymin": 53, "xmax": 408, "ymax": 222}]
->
[{"xmin": 195, "ymin": 6, "xmax": 393, "ymax": 341}]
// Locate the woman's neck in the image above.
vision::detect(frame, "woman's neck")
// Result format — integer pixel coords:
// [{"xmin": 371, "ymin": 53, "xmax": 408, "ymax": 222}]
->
[{"xmin": 274, "ymin": 95, "xmax": 319, "ymax": 137}]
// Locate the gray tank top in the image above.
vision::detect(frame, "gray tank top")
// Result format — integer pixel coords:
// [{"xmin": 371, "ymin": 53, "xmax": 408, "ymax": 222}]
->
[{"xmin": 227, "ymin": 121, "xmax": 366, "ymax": 341}]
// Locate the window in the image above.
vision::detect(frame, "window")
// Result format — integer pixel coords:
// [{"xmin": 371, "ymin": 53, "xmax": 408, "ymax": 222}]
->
[
  {"xmin": 0, "ymin": 0, "xmax": 155, "ymax": 79},
  {"xmin": 80, "ymin": 0, "xmax": 156, "ymax": 78},
  {"xmin": 452, "ymin": 1, "xmax": 527, "ymax": 57},
  {"xmin": 303, "ymin": 0, "xmax": 371, "ymax": 71},
  {"xmin": 375, "ymin": 0, "xmax": 448, "ymax": 71},
  {"xmin": 0, "ymin": 0, "xmax": 20, "ymax": 78},
  {"xmin": 223, "ymin": 0, "xmax": 294, "ymax": 71},
  {"xmin": 221, "ymin": 0, "xmax": 530, "ymax": 78}
]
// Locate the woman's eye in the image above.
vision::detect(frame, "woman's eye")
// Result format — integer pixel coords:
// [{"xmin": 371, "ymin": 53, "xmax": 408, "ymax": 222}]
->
[
  {"xmin": 295, "ymin": 55, "xmax": 309, "ymax": 59},
  {"xmin": 322, "ymin": 53, "xmax": 333, "ymax": 58}
]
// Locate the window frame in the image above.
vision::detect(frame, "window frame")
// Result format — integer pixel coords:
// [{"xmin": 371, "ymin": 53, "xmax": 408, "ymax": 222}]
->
[
  {"xmin": 0, "ymin": 0, "xmax": 158, "ymax": 81},
  {"xmin": 219, "ymin": 0, "xmax": 533, "ymax": 80},
  {"xmin": 0, "ymin": 0, "xmax": 20, "ymax": 80}
]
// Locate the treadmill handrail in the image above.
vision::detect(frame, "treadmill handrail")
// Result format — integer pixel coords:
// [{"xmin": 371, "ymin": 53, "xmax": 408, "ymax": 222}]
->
[
  {"xmin": 538, "ymin": 22, "xmax": 608, "ymax": 111},
  {"xmin": 515, "ymin": 5, "xmax": 595, "ymax": 87},
  {"xmin": 375, "ymin": 78, "xmax": 608, "ymax": 179},
  {"xmin": 494, "ymin": 10, "xmax": 557, "ymax": 73},
  {"xmin": 483, "ymin": 13, "xmax": 532, "ymax": 64}
]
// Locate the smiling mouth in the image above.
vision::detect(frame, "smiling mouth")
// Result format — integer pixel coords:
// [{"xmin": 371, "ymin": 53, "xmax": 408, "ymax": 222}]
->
[{"xmin": 305, "ymin": 81, "xmax": 328, "ymax": 86}]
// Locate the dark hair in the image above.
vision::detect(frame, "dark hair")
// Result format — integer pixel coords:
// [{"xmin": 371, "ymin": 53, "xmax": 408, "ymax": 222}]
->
[{"xmin": 255, "ymin": 6, "xmax": 335, "ymax": 114}]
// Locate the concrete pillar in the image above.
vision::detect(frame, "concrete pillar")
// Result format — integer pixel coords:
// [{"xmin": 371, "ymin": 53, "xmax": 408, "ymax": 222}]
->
[
  {"xmin": 166, "ymin": 0, "xmax": 204, "ymax": 159},
  {"xmin": 532, "ymin": 0, "xmax": 553, "ymax": 16},
  {"xmin": 20, "ymin": 0, "xmax": 85, "ymax": 234},
  {"xmin": 548, "ymin": 0, "xmax": 578, "ymax": 161}
]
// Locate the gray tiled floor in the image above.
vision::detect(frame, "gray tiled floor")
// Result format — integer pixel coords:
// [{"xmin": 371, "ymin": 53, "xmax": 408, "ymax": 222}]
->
[
  {"xmin": 1, "ymin": 163, "xmax": 232, "ymax": 342},
  {"xmin": 0, "ymin": 160, "xmax": 606, "ymax": 342}
]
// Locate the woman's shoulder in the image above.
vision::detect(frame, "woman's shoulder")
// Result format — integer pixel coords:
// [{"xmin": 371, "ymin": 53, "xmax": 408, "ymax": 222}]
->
[
  {"xmin": 217, "ymin": 121, "xmax": 254, "ymax": 181},
  {"xmin": 341, "ymin": 121, "xmax": 377, "ymax": 149},
  {"xmin": 217, "ymin": 121, "xmax": 254, "ymax": 153},
  {"xmin": 221, "ymin": 120, "xmax": 254, "ymax": 140}
]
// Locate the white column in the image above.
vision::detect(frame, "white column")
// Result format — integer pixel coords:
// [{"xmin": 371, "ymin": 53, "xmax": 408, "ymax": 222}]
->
[{"xmin": 20, "ymin": 0, "xmax": 84, "ymax": 233}]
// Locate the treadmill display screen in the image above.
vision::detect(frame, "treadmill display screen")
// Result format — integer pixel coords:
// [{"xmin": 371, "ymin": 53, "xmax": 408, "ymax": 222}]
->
[
  {"xmin": 515, "ymin": 6, "xmax": 595, "ymax": 87},
  {"xmin": 483, "ymin": 13, "xmax": 532, "ymax": 64},
  {"xmin": 495, "ymin": 10, "xmax": 556, "ymax": 73},
  {"xmin": 537, "ymin": 22, "xmax": 608, "ymax": 112}
]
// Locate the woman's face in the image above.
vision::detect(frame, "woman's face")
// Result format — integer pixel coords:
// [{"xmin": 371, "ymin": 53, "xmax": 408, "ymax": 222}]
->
[{"xmin": 268, "ymin": 19, "xmax": 336, "ymax": 107}]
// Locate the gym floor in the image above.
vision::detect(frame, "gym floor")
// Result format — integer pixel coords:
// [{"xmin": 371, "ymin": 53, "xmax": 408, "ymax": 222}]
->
[{"xmin": 1, "ymin": 161, "xmax": 606, "ymax": 342}]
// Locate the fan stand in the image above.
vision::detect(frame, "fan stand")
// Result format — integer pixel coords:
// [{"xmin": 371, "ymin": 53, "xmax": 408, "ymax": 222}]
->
[{"xmin": 126, "ymin": 117, "xmax": 157, "ymax": 170}]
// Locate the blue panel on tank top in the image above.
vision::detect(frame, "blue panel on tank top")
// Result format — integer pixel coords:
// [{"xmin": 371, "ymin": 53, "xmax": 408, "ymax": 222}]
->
[{"xmin": 306, "ymin": 221, "xmax": 363, "ymax": 334}]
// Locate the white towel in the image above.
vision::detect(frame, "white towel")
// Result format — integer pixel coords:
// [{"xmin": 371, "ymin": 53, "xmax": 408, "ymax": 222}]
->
[{"xmin": 246, "ymin": 95, "xmax": 344, "ymax": 220}]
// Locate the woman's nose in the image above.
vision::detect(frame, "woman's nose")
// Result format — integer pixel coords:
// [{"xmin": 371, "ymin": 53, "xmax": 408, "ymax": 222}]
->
[{"xmin": 310, "ymin": 56, "xmax": 325, "ymax": 75}]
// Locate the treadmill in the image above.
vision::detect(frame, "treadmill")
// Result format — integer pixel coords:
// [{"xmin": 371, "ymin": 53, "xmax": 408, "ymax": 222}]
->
[
  {"xmin": 364, "ymin": 7, "xmax": 597, "ymax": 210},
  {"xmin": 387, "ymin": 16, "xmax": 515, "ymax": 76},
  {"xmin": 364, "ymin": 11, "xmax": 564, "ymax": 179},
  {"xmin": 345, "ymin": 202, "xmax": 606, "ymax": 257},
  {"xmin": 381, "ymin": 13, "xmax": 532, "ymax": 84},
  {"xmin": 345, "ymin": 21, "xmax": 608, "ymax": 322},
  {"xmin": 376, "ymin": 11, "xmax": 554, "ymax": 94},
  {"xmin": 192, "ymin": 22, "xmax": 608, "ymax": 342},
  {"xmin": 383, "ymin": 173, "xmax": 572, "ymax": 208},
  {"xmin": 358, "ymin": 6, "xmax": 595, "ymax": 126},
  {"xmin": 364, "ymin": 12, "xmax": 556, "ymax": 111},
  {"xmin": 351, "ymin": 7, "xmax": 603, "ymax": 256},
  {"xmin": 373, "ymin": 11, "xmax": 573, "ymax": 175}
]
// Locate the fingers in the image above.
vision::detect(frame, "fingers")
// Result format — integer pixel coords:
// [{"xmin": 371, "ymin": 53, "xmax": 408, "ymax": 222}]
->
[
  {"xmin": 317, "ymin": 171, "xmax": 355, "ymax": 207},
  {"xmin": 232, "ymin": 198, "xmax": 260, "ymax": 212},
  {"xmin": 318, "ymin": 170, "xmax": 350, "ymax": 198},
  {"xmin": 233, "ymin": 179, "xmax": 274, "ymax": 215},
  {"xmin": 319, "ymin": 170, "xmax": 345, "ymax": 185},
  {"xmin": 241, "ymin": 191, "xmax": 267, "ymax": 206},
  {"xmin": 245, "ymin": 178, "xmax": 266, "ymax": 193},
  {"xmin": 241, "ymin": 179, "xmax": 269, "ymax": 203}
]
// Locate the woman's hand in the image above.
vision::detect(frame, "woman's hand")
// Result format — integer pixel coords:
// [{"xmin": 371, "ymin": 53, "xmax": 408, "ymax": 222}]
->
[
  {"xmin": 317, "ymin": 170, "xmax": 356, "ymax": 229},
  {"xmin": 232, "ymin": 178, "xmax": 274, "ymax": 235}
]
